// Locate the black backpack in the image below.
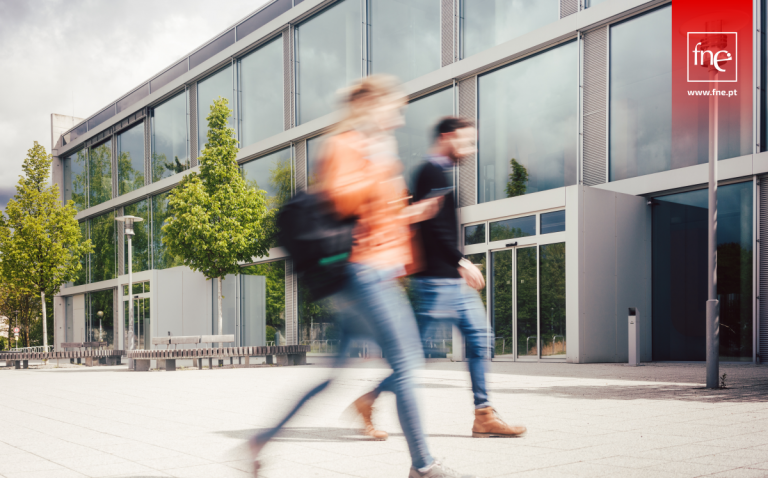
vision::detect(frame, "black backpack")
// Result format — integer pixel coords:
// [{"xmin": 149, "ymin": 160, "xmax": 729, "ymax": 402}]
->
[{"xmin": 276, "ymin": 190, "xmax": 356, "ymax": 299}]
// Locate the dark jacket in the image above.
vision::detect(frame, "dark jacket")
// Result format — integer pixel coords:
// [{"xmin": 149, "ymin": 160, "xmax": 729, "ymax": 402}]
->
[{"xmin": 413, "ymin": 157, "xmax": 463, "ymax": 278}]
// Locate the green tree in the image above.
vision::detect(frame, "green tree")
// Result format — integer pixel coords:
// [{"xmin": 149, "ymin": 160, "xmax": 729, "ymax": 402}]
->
[
  {"xmin": 162, "ymin": 98, "xmax": 271, "ymax": 345},
  {"xmin": 0, "ymin": 282, "xmax": 40, "ymax": 348},
  {"xmin": 0, "ymin": 142, "xmax": 92, "ymax": 350},
  {"xmin": 505, "ymin": 158, "xmax": 528, "ymax": 198}
]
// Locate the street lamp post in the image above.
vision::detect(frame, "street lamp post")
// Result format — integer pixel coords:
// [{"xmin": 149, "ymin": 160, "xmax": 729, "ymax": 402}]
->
[{"xmin": 115, "ymin": 215, "xmax": 143, "ymax": 369}]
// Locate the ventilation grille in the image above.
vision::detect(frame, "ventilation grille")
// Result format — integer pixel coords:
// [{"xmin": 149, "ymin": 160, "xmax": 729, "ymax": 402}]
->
[
  {"xmin": 189, "ymin": 82, "xmax": 198, "ymax": 167},
  {"xmin": 560, "ymin": 0, "xmax": 579, "ymax": 18},
  {"xmin": 117, "ymin": 206, "xmax": 124, "ymax": 277},
  {"xmin": 283, "ymin": 28, "xmax": 294, "ymax": 130},
  {"xmin": 295, "ymin": 140, "xmax": 307, "ymax": 192},
  {"xmin": 441, "ymin": 0, "xmax": 455, "ymax": 67},
  {"xmin": 582, "ymin": 27, "xmax": 608, "ymax": 186},
  {"xmin": 760, "ymin": 178, "xmax": 768, "ymax": 362},
  {"xmin": 285, "ymin": 259, "xmax": 296, "ymax": 345},
  {"xmin": 458, "ymin": 77, "xmax": 476, "ymax": 207}
]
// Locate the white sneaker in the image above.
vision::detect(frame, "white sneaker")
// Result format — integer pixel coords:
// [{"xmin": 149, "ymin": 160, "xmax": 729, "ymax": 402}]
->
[{"xmin": 408, "ymin": 460, "xmax": 477, "ymax": 478}]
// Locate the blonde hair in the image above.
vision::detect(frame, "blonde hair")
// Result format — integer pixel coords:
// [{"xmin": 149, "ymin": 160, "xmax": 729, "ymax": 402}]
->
[{"xmin": 335, "ymin": 74, "xmax": 406, "ymax": 133}]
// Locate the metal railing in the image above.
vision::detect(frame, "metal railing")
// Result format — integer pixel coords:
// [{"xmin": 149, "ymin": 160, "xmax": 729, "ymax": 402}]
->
[
  {"xmin": 300, "ymin": 339, "xmax": 342, "ymax": 354},
  {"xmin": 7, "ymin": 345, "xmax": 53, "ymax": 353}
]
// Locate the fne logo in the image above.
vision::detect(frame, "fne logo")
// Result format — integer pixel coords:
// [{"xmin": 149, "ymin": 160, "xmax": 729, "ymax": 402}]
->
[{"xmin": 687, "ymin": 32, "xmax": 737, "ymax": 82}]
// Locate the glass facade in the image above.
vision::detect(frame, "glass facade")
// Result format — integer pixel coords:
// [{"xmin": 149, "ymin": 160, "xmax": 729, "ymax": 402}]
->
[
  {"xmin": 87, "ymin": 290, "xmax": 115, "ymax": 349},
  {"xmin": 90, "ymin": 211, "xmax": 116, "ymax": 283},
  {"xmin": 489, "ymin": 216, "xmax": 535, "ymax": 242},
  {"xmin": 465, "ymin": 253, "xmax": 487, "ymax": 308},
  {"xmin": 124, "ymin": 297, "xmax": 151, "ymax": 350},
  {"xmin": 298, "ymin": 277, "xmax": 337, "ymax": 350},
  {"xmin": 198, "ymin": 66, "xmax": 234, "ymax": 156},
  {"xmin": 74, "ymin": 221, "xmax": 88, "ymax": 286},
  {"xmin": 541, "ymin": 210, "xmax": 565, "ymax": 235},
  {"xmin": 306, "ymin": 136, "xmax": 325, "ymax": 187},
  {"xmin": 88, "ymin": 141, "xmax": 113, "ymax": 207},
  {"xmin": 368, "ymin": 0, "xmax": 440, "ymax": 83},
  {"xmin": 461, "ymin": 0, "xmax": 559, "ymax": 59},
  {"xmin": 540, "ymin": 243, "xmax": 565, "ymax": 357},
  {"xmin": 465, "ymin": 224, "xmax": 485, "ymax": 245},
  {"xmin": 239, "ymin": 38, "xmax": 284, "ymax": 147},
  {"xmin": 491, "ymin": 249, "xmax": 513, "ymax": 356},
  {"xmin": 395, "ymin": 89, "xmax": 454, "ymax": 194},
  {"xmin": 123, "ymin": 200, "xmax": 150, "ymax": 274},
  {"xmin": 296, "ymin": 0, "xmax": 361, "ymax": 124},
  {"xmin": 117, "ymin": 124, "xmax": 145, "ymax": 196},
  {"xmin": 241, "ymin": 261, "xmax": 286, "ymax": 346},
  {"xmin": 652, "ymin": 182, "xmax": 753, "ymax": 361},
  {"xmin": 242, "ymin": 148, "xmax": 292, "ymax": 210},
  {"xmin": 515, "ymin": 247, "xmax": 537, "ymax": 358},
  {"xmin": 152, "ymin": 92, "xmax": 189, "ymax": 182},
  {"xmin": 478, "ymin": 42, "xmax": 577, "ymax": 204},
  {"xmin": 63, "ymin": 150, "xmax": 88, "ymax": 211},
  {"xmin": 151, "ymin": 191, "xmax": 184, "ymax": 270}
]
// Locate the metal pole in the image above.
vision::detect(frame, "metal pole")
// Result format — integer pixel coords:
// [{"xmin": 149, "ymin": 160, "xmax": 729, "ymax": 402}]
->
[
  {"xmin": 128, "ymin": 233, "xmax": 135, "ymax": 363},
  {"xmin": 706, "ymin": 65, "xmax": 720, "ymax": 388}
]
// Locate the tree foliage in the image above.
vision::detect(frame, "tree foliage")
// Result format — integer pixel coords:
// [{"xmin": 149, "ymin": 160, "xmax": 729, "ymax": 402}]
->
[{"xmin": 505, "ymin": 158, "xmax": 528, "ymax": 198}]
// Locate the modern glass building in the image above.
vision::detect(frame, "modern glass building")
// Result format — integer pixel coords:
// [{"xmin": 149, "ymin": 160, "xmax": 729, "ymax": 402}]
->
[{"xmin": 50, "ymin": 0, "xmax": 768, "ymax": 364}]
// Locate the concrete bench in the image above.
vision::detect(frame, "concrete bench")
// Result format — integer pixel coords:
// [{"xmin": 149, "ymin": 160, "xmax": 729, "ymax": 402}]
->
[
  {"xmin": 126, "ymin": 339, "xmax": 310, "ymax": 371},
  {"xmin": 1, "ymin": 347, "xmax": 123, "ymax": 369},
  {"xmin": 61, "ymin": 342, "xmax": 117, "ymax": 366}
]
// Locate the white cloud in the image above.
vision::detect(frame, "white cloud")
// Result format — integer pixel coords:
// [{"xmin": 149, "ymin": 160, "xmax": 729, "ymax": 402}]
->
[{"xmin": 0, "ymin": 0, "xmax": 269, "ymax": 211}]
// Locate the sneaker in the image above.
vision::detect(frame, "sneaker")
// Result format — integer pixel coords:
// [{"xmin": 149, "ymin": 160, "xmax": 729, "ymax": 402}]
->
[
  {"xmin": 352, "ymin": 391, "xmax": 389, "ymax": 440},
  {"xmin": 472, "ymin": 407, "xmax": 526, "ymax": 438},
  {"xmin": 408, "ymin": 460, "xmax": 477, "ymax": 478}
]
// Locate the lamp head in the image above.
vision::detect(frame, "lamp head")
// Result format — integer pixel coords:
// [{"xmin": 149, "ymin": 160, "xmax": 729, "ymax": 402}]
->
[{"xmin": 115, "ymin": 215, "xmax": 143, "ymax": 236}]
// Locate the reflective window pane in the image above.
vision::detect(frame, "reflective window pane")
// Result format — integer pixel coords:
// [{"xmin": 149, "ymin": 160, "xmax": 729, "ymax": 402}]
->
[
  {"xmin": 152, "ymin": 92, "xmax": 189, "ymax": 182},
  {"xmin": 198, "ymin": 66, "xmax": 233, "ymax": 156},
  {"xmin": 242, "ymin": 148, "xmax": 292, "ymax": 210},
  {"xmin": 241, "ymin": 260, "xmax": 286, "ymax": 346},
  {"xmin": 117, "ymin": 124, "xmax": 145, "ymax": 196},
  {"xmin": 478, "ymin": 43, "xmax": 577, "ymax": 204},
  {"xmin": 296, "ymin": 0, "xmax": 362, "ymax": 124},
  {"xmin": 652, "ymin": 182, "xmax": 753, "ymax": 361},
  {"xmin": 540, "ymin": 210, "xmax": 565, "ymax": 234},
  {"xmin": 395, "ymin": 88, "xmax": 454, "ymax": 194},
  {"xmin": 87, "ymin": 290, "xmax": 115, "ymax": 349},
  {"xmin": 64, "ymin": 150, "xmax": 88, "ymax": 211},
  {"xmin": 90, "ymin": 210, "xmax": 115, "ymax": 283},
  {"xmin": 369, "ymin": 0, "xmax": 440, "ymax": 83},
  {"xmin": 516, "ymin": 247, "xmax": 537, "ymax": 358},
  {"xmin": 239, "ymin": 38, "xmax": 284, "ymax": 147},
  {"xmin": 307, "ymin": 136, "xmax": 324, "ymax": 186},
  {"xmin": 89, "ymin": 141, "xmax": 113, "ymax": 207},
  {"xmin": 540, "ymin": 243, "xmax": 565, "ymax": 357},
  {"xmin": 151, "ymin": 191, "xmax": 184, "ymax": 270},
  {"xmin": 461, "ymin": 0, "xmax": 559, "ymax": 58},
  {"xmin": 491, "ymin": 249, "xmax": 512, "ymax": 355},
  {"xmin": 123, "ymin": 200, "xmax": 150, "ymax": 274},
  {"xmin": 74, "ymin": 221, "xmax": 88, "ymax": 286},
  {"xmin": 125, "ymin": 297, "xmax": 150, "ymax": 350},
  {"xmin": 465, "ymin": 223, "xmax": 485, "ymax": 245},
  {"xmin": 298, "ymin": 277, "xmax": 338, "ymax": 351},
  {"xmin": 465, "ymin": 252, "xmax": 487, "ymax": 308},
  {"xmin": 490, "ymin": 215, "xmax": 535, "ymax": 242}
]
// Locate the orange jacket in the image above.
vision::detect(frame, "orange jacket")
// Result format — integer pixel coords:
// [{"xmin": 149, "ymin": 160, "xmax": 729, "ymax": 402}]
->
[{"xmin": 317, "ymin": 131, "xmax": 415, "ymax": 272}]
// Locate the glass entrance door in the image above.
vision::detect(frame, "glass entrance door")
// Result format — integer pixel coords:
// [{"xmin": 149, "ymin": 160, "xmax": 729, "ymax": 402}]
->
[{"xmin": 491, "ymin": 243, "xmax": 566, "ymax": 360}]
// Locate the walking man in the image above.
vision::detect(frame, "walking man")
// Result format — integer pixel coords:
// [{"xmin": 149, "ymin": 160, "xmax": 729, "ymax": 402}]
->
[{"xmin": 351, "ymin": 117, "xmax": 527, "ymax": 440}]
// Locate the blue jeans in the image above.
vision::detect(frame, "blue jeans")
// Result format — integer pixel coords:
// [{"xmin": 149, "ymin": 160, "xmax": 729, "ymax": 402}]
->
[
  {"xmin": 378, "ymin": 277, "xmax": 493, "ymax": 409},
  {"xmin": 253, "ymin": 263, "xmax": 433, "ymax": 470}
]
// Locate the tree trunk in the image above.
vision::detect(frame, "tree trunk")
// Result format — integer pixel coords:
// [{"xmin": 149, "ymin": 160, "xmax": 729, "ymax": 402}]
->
[{"xmin": 218, "ymin": 276, "xmax": 223, "ymax": 348}]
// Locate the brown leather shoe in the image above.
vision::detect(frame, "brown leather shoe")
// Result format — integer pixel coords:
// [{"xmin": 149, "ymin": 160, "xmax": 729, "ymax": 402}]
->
[
  {"xmin": 353, "ymin": 392, "xmax": 389, "ymax": 440},
  {"xmin": 472, "ymin": 407, "xmax": 526, "ymax": 438}
]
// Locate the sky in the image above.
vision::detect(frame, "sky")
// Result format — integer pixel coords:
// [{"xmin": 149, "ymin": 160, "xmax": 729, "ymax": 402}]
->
[{"xmin": 0, "ymin": 0, "xmax": 270, "ymax": 212}]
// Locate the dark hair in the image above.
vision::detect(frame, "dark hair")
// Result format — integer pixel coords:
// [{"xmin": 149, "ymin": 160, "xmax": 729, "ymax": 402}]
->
[{"xmin": 434, "ymin": 116, "xmax": 473, "ymax": 140}]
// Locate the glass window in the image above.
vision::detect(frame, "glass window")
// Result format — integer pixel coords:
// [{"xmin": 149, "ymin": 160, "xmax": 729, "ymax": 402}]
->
[
  {"xmin": 87, "ymin": 290, "xmax": 115, "ymax": 349},
  {"xmin": 306, "ymin": 136, "xmax": 325, "ymax": 186},
  {"xmin": 395, "ymin": 89, "xmax": 454, "ymax": 194},
  {"xmin": 465, "ymin": 252, "xmax": 487, "ymax": 308},
  {"xmin": 89, "ymin": 211, "xmax": 116, "ymax": 283},
  {"xmin": 74, "ymin": 221, "xmax": 88, "ymax": 286},
  {"xmin": 242, "ymin": 148, "xmax": 292, "ymax": 210},
  {"xmin": 540, "ymin": 243, "xmax": 565, "ymax": 357},
  {"xmin": 368, "ymin": 0, "xmax": 440, "ymax": 83},
  {"xmin": 88, "ymin": 141, "xmax": 113, "ymax": 207},
  {"xmin": 491, "ymin": 249, "xmax": 513, "ymax": 356},
  {"xmin": 124, "ymin": 297, "xmax": 150, "ymax": 350},
  {"xmin": 610, "ymin": 7, "xmax": 672, "ymax": 181},
  {"xmin": 123, "ymin": 200, "xmax": 150, "ymax": 274},
  {"xmin": 239, "ymin": 38, "xmax": 284, "ymax": 148},
  {"xmin": 241, "ymin": 260, "xmax": 286, "ymax": 346},
  {"xmin": 151, "ymin": 191, "xmax": 184, "ymax": 270},
  {"xmin": 198, "ymin": 66, "xmax": 234, "ymax": 156},
  {"xmin": 464, "ymin": 223, "xmax": 485, "ymax": 245},
  {"xmin": 652, "ymin": 181, "xmax": 753, "ymax": 361},
  {"xmin": 461, "ymin": 0, "xmax": 559, "ymax": 59},
  {"xmin": 540, "ymin": 210, "xmax": 565, "ymax": 234},
  {"xmin": 298, "ymin": 277, "xmax": 338, "ymax": 350},
  {"xmin": 117, "ymin": 124, "xmax": 145, "ymax": 196},
  {"xmin": 296, "ymin": 0, "xmax": 362, "ymax": 124},
  {"xmin": 516, "ymin": 247, "xmax": 537, "ymax": 358},
  {"xmin": 490, "ymin": 216, "xmax": 535, "ymax": 242},
  {"xmin": 478, "ymin": 42, "xmax": 577, "ymax": 204},
  {"xmin": 152, "ymin": 92, "xmax": 189, "ymax": 182},
  {"xmin": 63, "ymin": 149, "xmax": 88, "ymax": 211}
]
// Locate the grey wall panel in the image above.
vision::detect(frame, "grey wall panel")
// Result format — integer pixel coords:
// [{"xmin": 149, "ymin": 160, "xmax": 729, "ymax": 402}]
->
[
  {"xmin": 283, "ymin": 28, "xmax": 294, "ymax": 131},
  {"xmin": 285, "ymin": 259, "xmax": 296, "ymax": 345},
  {"xmin": 73, "ymin": 294, "xmax": 85, "ymax": 344},
  {"xmin": 565, "ymin": 185, "xmax": 580, "ymax": 362},
  {"xmin": 156, "ymin": 267, "xmax": 184, "ymax": 342},
  {"xmin": 760, "ymin": 178, "xmax": 768, "ymax": 361},
  {"xmin": 581, "ymin": 186, "xmax": 616, "ymax": 362},
  {"xmin": 441, "ymin": 0, "xmax": 454, "ymax": 67},
  {"xmin": 241, "ymin": 275, "xmax": 266, "ymax": 346},
  {"xmin": 458, "ymin": 77, "xmax": 476, "ymax": 207},
  {"xmin": 295, "ymin": 140, "xmax": 307, "ymax": 192},
  {"xmin": 560, "ymin": 0, "xmax": 579, "ymax": 18},
  {"xmin": 582, "ymin": 27, "xmax": 608, "ymax": 187},
  {"xmin": 182, "ymin": 267, "xmax": 212, "ymax": 340},
  {"xmin": 189, "ymin": 83, "xmax": 198, "ymax": 167},
  {"xmin": 53, "ymin": 296, "xmax": 65, "ymax": 352}
]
